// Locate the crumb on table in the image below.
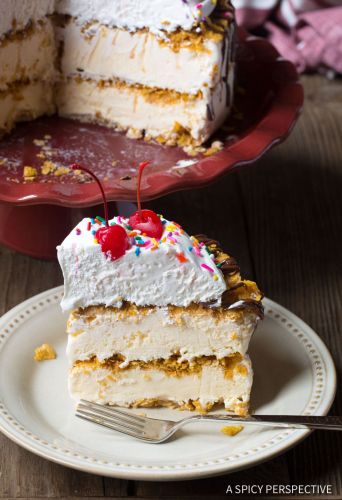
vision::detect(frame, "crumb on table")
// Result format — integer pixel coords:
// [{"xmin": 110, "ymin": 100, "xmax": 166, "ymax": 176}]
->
[
  {"xmin": 34, "ymin": 343, "xmax": 57, "ymax": 361},
  {"xmin": 220, "ymin": 425, "xmax": 244, "ymax": 437}
]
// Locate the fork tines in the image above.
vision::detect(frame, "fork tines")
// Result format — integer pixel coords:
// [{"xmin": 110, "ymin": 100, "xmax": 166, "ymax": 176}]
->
[{"xmin": 76, "ymin": 399, "xmax": 147, "ymax": 438}]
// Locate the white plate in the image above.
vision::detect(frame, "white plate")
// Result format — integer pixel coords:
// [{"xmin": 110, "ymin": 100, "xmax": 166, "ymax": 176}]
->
[{"xmin": 0, "ymin": 286, "xmax": 336, "ymax": 480}]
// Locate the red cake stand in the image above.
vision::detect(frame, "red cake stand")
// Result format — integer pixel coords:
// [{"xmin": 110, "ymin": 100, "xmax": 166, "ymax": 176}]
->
[{"xmin": 0, "ymin": 29, "xmax": 303, "ymax": 259}]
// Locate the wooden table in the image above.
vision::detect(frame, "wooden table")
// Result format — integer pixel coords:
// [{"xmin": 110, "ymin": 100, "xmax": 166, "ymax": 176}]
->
[{"xmin": 1, "ymin": 75, "xmax": 341, "ymax": 500}]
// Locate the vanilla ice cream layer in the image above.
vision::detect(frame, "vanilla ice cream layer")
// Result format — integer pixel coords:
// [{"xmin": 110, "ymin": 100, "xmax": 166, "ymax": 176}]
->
[
  {"xmin": 56, "ymin": 75, "xmax": 232, "ymax": 143},
  {"xmin": 57, "ymin": 0, "xmax": 217, "ymax": 34},
  {"xmin": 67, "ymin": 308, "xmax": 258, "ymax": 365},
  {"xmin": 0, "ymin": 0, "xmax": 55, "ymax": 38},
  {"xmin": 57, "ymin": 216, "xmax": 226, "ymax": 311},
  {"xmin": 59, "ymin": 20, "xmax": 229, "ymax": 94},
  {"xmin": 0, "ymin": 21, "xmax": 56, "ymax": 91},
  {"xmin": 69, "ymin": 358, "xmax": 253, "ymax": 412},
  {"xmin": 0, "ymin": 81, "xmax": 55, "ymax": 135}
]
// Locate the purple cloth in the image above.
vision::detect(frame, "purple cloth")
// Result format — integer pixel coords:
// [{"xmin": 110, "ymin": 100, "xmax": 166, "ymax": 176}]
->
[{"xmin": 234, "ymin": 0, "xmax": 342, "ymax": 74}]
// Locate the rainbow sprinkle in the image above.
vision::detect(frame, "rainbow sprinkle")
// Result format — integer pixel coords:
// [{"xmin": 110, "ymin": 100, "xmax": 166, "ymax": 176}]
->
[
  {"xmin": 201, "ymin": 263, "xmax": 214, "ymax": 273},
  {"xmin": 76, "ymin": 228, "xmax": 81, "ymax": 235},
  {"xmin": 194, "ymin": 246, "xmax": 201, "ymax": 256},
  {"xmin": 135, "ymin": 247, "xmax": 141, "ymax": 257},
  {"xmin": 176, "ymin": 253, "xmax": 188, "ymax": 263}
]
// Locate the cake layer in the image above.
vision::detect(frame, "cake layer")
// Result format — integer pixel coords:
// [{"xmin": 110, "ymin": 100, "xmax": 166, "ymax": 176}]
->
[
  {"xmin": 0, "ymin": 21, "xmax": 56, "ymax": 91},
  {"xmin": 67, "ymin": 304, "xmax": 259, "ymax": 365},
  {"xmin": 0, "ymin": 81, "xmax": 55, "ymax": 135},
  {"xmin": 69, "ymin": 354, "xmax": 252, "ymax": 414},
  {"xmin": 56, "ymin": 75, "xmax": 232, "ymax": 145},
  {"xmin": 59, "ymin": 19, "xmax": 230, "ymax": 94}
]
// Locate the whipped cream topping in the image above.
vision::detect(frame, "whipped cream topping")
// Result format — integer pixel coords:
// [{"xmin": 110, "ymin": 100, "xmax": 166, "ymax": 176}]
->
[
  {"xmin": 2, "ymin": 0, "xmax": 218, "ymax": 37},
  {"xmin": 57, "ymin": 215, "xmax": 226, "ymax": 311},
  {"xmin": 57, "ymin": 0, "xmax": 217, "ymax": 34},
  {"xmin": 0, "ymin": 0, "xmax": 55, "ymax": 37}
]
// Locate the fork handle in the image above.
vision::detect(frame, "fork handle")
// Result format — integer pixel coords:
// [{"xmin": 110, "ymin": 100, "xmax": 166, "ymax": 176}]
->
[{"xmin": 195, "ymin": 415, "xmax": 342, "ymax": 431}]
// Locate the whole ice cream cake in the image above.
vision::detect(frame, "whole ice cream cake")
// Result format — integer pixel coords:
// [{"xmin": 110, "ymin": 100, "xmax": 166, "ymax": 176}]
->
[
  {"xmin": 0, "ymin": 0, "xmax": 236, "ymax": 147},
  {"xmin": 58, "ymin": 201, "xmax": 263, "ymax": 415}
]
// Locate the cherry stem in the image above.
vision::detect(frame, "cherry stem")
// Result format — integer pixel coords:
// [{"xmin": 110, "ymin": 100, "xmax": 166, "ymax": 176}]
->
[
  {"xmin": 71, "ymin": 163, "xmax": 109, "ymax": 226},
  {"xmin": 137, "ymin": 161, "xmax": 150, "ymax": 220}
]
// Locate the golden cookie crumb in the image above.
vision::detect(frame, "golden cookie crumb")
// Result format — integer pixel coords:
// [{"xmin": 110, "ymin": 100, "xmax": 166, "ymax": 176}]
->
[
  {"xmin": 54, "ymin": 166, "xmax": 70, "ymax": 176},
  {"xmin": 34, "ymin": 343, "xmax": 57, "ymax": 362},
  {"xmin": 41, "ymin": 160, "xmax": 56, "ymax": 175},
  {"xmin": 221, "ymin": 425, "xmax": 244, "ymax": 436},
  {"xmin": 23, "ymin": 166, "xmax": 37, "ymax": 181}
]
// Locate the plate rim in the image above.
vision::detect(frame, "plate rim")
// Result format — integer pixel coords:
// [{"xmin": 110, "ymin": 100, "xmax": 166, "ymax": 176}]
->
[
  {"xmin": 0, "ymin": 286, "xmax": 336, "ymax": 481},
  {"xmin": 0, "ymin": 29, "xmax": 304, "ymax": 207}
]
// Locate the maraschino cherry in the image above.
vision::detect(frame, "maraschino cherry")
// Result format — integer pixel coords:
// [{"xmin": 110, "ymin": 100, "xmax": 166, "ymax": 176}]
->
[
  {"xmin": 128, "ymin": 161, "xmax": 164, "ymax": 239},
  {"xmin": 71, "ymin": 164, "xmax": 130, "ymax": 261}
]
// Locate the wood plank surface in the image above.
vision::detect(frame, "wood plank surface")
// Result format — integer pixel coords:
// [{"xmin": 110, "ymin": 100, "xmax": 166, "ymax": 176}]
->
[{"xmin": 0, "ymin": 75, "xmax": 341, "ymax": 498}]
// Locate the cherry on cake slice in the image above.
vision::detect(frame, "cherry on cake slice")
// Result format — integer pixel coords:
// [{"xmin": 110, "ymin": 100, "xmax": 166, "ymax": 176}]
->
[{"xmin": 57, "ymin": 164, "xmax": 263, "ymax": 415}]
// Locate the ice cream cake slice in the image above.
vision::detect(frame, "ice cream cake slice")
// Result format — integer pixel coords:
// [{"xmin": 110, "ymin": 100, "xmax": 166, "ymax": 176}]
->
[{"xmin": 58, "ymin": 211, "xmax": 263, "ymax": 415}]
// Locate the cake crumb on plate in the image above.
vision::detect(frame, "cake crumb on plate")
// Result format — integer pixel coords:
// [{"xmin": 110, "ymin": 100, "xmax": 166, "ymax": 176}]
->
[
  {"xmin": 34, "ymin": 343, "xmax": 57, "ymax": 362},
  {"xmin": 221, "ymin": 425, "xmax": 244, "ymax": 436},
  {"xmin": 23, "ymin": 166, "xmax": 37, "ymax": 181}
]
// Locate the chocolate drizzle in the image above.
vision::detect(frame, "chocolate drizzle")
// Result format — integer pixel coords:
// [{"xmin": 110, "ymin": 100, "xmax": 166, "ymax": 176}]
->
[
  {"xmin": 226, "ymin": 84, "xmax": 231, "ymax": 107},
  {"xmin": 206, "ymin": 103, "xmax": 214, "ymax": 121},
  {"xmin": 221, "ymin": 283, "xmax": 264, "ymax": 318},
  {"xmin": 195, "ymin": 234, "xmax": 221, "ymax": 246},
  {"xmin": 222, "ymin": 296, "xmax": 264, "ymax": 319},
  {"xmin": 219, "ymin": 257, "xmax": 239, "ymax": 273}
]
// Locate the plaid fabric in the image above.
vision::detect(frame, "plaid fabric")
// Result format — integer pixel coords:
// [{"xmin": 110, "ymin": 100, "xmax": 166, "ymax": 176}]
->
[{"xmin": 234, "ymin": 0, "xmax": 342, "ymax": 73}]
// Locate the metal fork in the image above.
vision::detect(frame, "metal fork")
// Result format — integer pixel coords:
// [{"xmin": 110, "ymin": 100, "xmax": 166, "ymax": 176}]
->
[{"xmin": 76, "ymin": 400, "xmax": 342, "ymax": 443}]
